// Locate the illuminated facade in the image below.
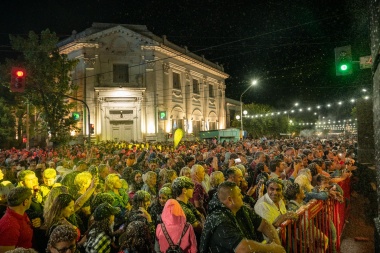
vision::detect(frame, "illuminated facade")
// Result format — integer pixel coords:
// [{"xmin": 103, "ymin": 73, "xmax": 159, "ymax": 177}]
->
[{"xmin": 58, "ymin": 23, "xmax": 228, "ymax": 142}]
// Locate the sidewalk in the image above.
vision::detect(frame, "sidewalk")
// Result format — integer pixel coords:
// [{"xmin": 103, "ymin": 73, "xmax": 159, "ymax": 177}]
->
[{"xmin": 340, "ymin": 190, "xmax": 375, "ymax": 253}]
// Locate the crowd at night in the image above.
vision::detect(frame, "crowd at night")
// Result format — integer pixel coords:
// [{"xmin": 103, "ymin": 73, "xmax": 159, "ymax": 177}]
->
[
  {"xmin": 0, "ymin": 0, "xmax": 378, "ymax": 252},
  {"xmin": 0, "ymin": 137, "xmax": 374, "ymax": 253}
]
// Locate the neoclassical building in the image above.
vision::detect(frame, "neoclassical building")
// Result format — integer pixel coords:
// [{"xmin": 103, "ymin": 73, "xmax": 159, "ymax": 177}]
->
[{"xmin": 58, "ymin": 23, "xmax": 229, "ymax": 142}]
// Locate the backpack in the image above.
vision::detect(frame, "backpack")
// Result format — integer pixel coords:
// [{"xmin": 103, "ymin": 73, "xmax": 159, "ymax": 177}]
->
[{"xmin": 161, "ymin": 222, "xmax": 190, "ymax": 253}]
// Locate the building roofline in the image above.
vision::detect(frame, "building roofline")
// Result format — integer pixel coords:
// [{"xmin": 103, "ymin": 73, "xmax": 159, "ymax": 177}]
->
[{"xmin": 58, "ymin": 22, "xmax": 228, "ymax": 78}]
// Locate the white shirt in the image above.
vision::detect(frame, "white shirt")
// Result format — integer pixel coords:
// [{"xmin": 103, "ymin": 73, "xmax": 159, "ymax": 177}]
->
[{"xmin": 254, "ymin": 193, "xmax": 287, "ymax": 224}]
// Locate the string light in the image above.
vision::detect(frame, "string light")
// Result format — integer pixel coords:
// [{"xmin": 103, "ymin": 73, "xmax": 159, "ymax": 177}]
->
[
  {"xmin": 242, "ymin": 96, "xmax": 370, "ymax": 118},
  {"xmin": 288, "ymin": 119, "xmax": 357, "ymax": 126}
]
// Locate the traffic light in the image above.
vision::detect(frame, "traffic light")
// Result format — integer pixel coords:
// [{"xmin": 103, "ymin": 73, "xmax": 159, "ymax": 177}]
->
[
  {"xmin": 10, "ymin": 67, "xmax": 26, "ymax": 92},
  {"xmin": 335, "ymin": 45, "xmax": 352, "ymax": 76},
  {"xmin": 90, "ymin": 124, "xmax": 94, "ymax": 134},
  {"xmin": 159, "ymin": 111, "xmax": 167, "ymax": 120},
  {"xmin": 72, "ymin": 112, "xmax": 80, "ymax": 120}
]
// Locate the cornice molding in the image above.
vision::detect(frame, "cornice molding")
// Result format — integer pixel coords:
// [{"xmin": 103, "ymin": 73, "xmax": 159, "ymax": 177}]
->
[
  {"xmin": 142, "ymin": 45, "xmax": 229, "ymax": 79},
  {"xmin": 60, "ymin": 42, "xmax": 99, "ymax": 55}
]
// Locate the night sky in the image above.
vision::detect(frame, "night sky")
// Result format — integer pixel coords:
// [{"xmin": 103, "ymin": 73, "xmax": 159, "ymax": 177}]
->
[{"xmin": 0, "ymin": 0, "xmax": 372, "ymax": 110}]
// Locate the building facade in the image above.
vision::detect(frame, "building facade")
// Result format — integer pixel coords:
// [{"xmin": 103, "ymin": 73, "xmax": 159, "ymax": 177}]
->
[{"xmin": 58, "ymin": 23, "xmax": 229, "ymax": 142}]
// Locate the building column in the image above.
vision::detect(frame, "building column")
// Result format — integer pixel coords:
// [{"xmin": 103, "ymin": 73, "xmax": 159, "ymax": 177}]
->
[{"xmin": 137, "ymin": 97, "xmax": 143, "ymax": 142}]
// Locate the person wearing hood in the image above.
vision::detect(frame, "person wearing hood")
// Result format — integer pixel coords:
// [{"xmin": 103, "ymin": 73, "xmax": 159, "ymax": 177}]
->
[
  {"xmin": 200, "ymin": 181, "xmax": 285, "ymax": 253},
  {"xmin": 155, "ymin": 199, "xmax": 197, "ymax": 253}
]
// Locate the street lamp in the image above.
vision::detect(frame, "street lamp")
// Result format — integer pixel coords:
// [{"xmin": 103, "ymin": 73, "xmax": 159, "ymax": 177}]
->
[{"xmin": 240, "ymin": 80, "xmax": 258, "ymax": 137}]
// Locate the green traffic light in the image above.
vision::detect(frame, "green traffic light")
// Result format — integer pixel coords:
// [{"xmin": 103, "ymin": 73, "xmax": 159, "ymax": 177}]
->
[
  {"xmin": 340, "ymin": 64, "xmax": 348, "ymax": 71},
  {"xmin": 335, "ymin": 46, "xmax": 352, "ymax": 76},
  {"xmin": 72, "ymin": 112, "xmax": 80, "ymax": 120},
  {"xmin": 159, "ymin": 111, "xmax": 167, "ymax": 120}
]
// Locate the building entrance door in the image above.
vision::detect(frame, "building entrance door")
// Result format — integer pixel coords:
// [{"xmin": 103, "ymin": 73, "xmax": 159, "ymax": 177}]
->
[{"xmin": 110, "ymin": 120, "xmax": 133, "ymax": 141}]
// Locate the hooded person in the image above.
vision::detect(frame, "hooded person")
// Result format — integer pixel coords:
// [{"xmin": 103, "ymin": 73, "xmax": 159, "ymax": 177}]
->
[{"xmin": 155, "ymin": 199, "xmax": 197, "ymax": 253}]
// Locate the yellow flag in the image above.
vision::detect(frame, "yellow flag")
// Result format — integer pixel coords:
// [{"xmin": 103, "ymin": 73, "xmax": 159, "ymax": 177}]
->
[{"xmin": 173, "ymin": 128, "xmax": 184, "ymax": 149}]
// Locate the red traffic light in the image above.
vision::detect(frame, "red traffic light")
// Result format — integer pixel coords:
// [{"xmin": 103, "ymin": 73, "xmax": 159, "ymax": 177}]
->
[
  {"xmin": 90, "ymin": 123, "xmax": 95, "ymax": 134},
  {"xmin": 16, "ymin": 70, "xmax": 24, "ymax": 77},
  {"xmin": 10, "ymin": 67, "xmax": 26, "ymax": 92}
]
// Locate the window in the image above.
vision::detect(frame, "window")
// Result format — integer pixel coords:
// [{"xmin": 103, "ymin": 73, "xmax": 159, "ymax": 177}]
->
[
  {"xmin": 172, "ymin": 119, "xmax": 184, "ymax": 132},
  {"xmin": 113, "ymin": 64, "xmax": 129, "ymax": 83},
  {"xmin": 177, "ymin": 119, "xmax": 184, "ymax": 129},
  {"xmin": 192, "ymin": 120, "xmax": 201, "ymax": 136},
  {"xmin": 173, "ymin": 72, "xmax": 181, "ymax": 89},
  {"xmin": 209, "ymin": 84, "xmax": 214, "ymax": 97},
  {"xmin": 193, "ymin": 79, "xmax": 200, "ymax": 94},
  {"xmin": 209, "ymin": 121, "xmax": 216, "ymax": 130}
]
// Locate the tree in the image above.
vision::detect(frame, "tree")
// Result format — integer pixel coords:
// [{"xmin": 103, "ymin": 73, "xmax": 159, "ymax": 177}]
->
[
  {"xmin": 0, "ymin": 57, "xmax": 27, "ymax": 148},
  {"xmin": 0, "ymin": 98, "xmax": 17, "ymax": 148},
  {"xmin": 241, "ymin": 103, "xmax": 288, "ymax": 138},
  {"xmin": 9, "ymin": 30, "xmax": 79, "ymax": 146}
]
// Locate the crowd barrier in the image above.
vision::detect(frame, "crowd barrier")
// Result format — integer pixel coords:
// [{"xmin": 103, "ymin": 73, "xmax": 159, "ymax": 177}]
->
[{"xmin": 279, "ymin": 178, "xmax": 351, "ymax": 252}]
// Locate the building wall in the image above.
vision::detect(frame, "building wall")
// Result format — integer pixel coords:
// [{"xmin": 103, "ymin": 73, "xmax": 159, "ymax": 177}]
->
[{"xmin": 59, "ymin": 23, "xmax": 228, "ymax": 142}]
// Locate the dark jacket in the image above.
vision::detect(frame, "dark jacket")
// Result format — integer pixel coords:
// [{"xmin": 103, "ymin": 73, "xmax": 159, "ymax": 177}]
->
[
  {"xmin": 236, "ymin": 205, "xmax": 264, "ymax": 242},
  {"xmin": 200, "ymin": 195, "xmax": 243, "ymax": 253}
]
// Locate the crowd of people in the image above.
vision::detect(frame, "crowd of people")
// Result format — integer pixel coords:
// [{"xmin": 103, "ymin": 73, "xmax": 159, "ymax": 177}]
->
[{"xmin": 0, "ymin": 137, "xmax": 374, "ymax": 253}]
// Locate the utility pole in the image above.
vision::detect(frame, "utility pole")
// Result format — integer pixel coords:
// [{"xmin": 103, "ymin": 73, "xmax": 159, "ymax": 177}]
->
[
  {"xmin": 26, "ymin": 100, "xmax": 29, "ymax": 150},
  {"xmin": 62, "ymin": 94, "xmax": 91, "ymax": 146}
]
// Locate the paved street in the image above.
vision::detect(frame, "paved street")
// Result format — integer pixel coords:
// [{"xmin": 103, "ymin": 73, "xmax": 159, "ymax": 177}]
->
[{"xmin": 340, "ymin": 167, "xmax": 376, "ymax": 253}]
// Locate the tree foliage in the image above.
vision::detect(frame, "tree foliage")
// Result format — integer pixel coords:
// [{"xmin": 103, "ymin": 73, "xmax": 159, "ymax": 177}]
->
[
  {"xmin": 0, "ymin": 98, "xmax": 17, "ymax": 148},
  {"xmin": 9, "ymin": 30, "xmax": 79, "ymax": 146},
  {"xmin": 232, "ymin": 103, "xmax": 289, "ymax": 138},
  {"xmin": 0, "ymin": 44, "xmax": 31, "ymax": 147},
  {"xmin": 232, "ymin": 103, "xmax": 320, "ymax": 138}
]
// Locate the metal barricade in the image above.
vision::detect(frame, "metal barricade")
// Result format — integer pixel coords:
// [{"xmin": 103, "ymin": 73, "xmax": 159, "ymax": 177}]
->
[{"xmin": 279, "ymin": 178, "xmax": 351, "ymax": 253}]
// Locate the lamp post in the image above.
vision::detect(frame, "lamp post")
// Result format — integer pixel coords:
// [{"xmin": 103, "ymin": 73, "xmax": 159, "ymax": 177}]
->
[
  {"xmin": 240, "ymin": 80, "xmax": 258, "ymax": 137},
  {"xmin": 62, "ymin": 94, "xmax": 91, "ymax": 146}
]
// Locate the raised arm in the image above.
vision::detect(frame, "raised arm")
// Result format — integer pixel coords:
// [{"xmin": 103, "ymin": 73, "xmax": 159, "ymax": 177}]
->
[{"xmin": 74, "ymin": 176, "xmax": 98, "ymax": 212}]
